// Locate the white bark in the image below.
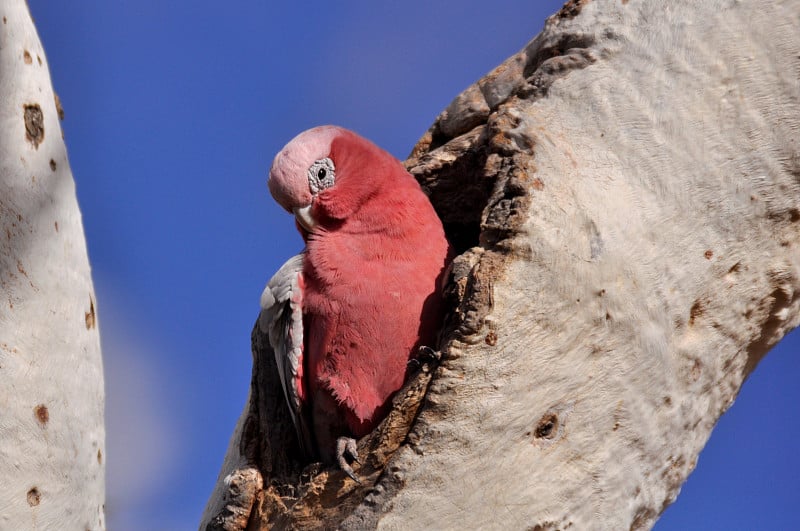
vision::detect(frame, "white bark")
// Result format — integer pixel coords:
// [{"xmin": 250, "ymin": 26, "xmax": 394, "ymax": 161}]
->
[
  {"xmin": 203, "ymin": 0, "xmax": 800, "ymax": 529},
  {"xmin": 0, "ymin": 1, "xmax": 105, "ymax": 529}
]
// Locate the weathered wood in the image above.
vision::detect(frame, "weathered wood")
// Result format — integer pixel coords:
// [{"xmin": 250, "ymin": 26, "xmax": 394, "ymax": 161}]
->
[{"xmin": 202, "ymin": 0, "xmax": 800, "ymax": 528}]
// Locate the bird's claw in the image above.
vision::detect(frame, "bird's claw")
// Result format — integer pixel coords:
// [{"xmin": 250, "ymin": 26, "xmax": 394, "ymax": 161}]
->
[
  {"xmin": 417, "ymin": 345, "xmax": 441, "ymax": 362},
  {"xmin": 409, "ymin": 346, "xmax": 441, "ymax": 369},
  {"xmin": 336, "ymin": 436, "xmax": 361, "ymax": 484},
  {"xmin": 408, "ymin": 346, "xmax": 442, "ymax": 372}
]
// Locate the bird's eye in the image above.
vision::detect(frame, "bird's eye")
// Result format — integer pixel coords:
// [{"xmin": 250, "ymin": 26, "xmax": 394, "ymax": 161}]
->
[{"xmin": 308, "ymin": 158, "xmax": 335, "ymax": 194}]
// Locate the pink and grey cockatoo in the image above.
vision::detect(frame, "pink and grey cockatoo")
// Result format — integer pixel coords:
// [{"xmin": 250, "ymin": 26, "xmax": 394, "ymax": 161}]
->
[{"xmin": 260, "ymin": 126, "xmax": 450, "ymax": 480}]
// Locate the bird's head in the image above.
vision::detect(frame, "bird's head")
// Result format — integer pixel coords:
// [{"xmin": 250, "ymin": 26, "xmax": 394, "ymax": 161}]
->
[{"xmin": 268, "ymin": 126, "xmax": 400, "ymax": 237}]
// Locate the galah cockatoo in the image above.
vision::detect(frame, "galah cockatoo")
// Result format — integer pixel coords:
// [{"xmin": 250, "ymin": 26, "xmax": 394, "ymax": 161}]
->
[{"xmin": 260, "ymin": 126, "xmax": 450, "ymax": 480}]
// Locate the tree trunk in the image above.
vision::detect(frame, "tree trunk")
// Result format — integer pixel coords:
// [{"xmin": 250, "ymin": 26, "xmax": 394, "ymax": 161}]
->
[
  {"xmin": 0, "ymin": 1, "xmax": 105, "ymax": 529},
  {"xmin": 202, "ymin": 0, "xmax": 800, "ymax": 529}
]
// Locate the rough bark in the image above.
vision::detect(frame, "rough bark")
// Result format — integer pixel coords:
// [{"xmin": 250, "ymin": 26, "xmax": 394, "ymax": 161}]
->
[
  {"xmin": 202, "ymin": 0, "xmax": 800, "ymax": 529},
  {"xmin": 0, "ymin": 1, "xmax": 105, "ymax": 529}
]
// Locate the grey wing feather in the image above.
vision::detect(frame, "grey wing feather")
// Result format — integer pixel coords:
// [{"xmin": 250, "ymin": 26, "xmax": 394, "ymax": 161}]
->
[{"xmin": 259, "ymin": 254, "xmax": 312, "ymax": 454}]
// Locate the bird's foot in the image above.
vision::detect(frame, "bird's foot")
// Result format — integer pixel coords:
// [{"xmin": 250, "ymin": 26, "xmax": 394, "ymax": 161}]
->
[
  {"xmin": 408, "ymin": 345, "xmax": 442, "ymax": 371},
  {"xmin": 336, "ymin": 436, "xmax": 361, "ymax": 484},
  {"xmin": 418, "ymin": 345, "xmax": 442, "ymax": 363}
]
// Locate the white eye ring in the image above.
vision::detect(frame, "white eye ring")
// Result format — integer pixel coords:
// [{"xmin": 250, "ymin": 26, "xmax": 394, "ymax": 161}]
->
[{"xmin": 308, "ymin": 158, "xmax": 335, "ymax": 195}]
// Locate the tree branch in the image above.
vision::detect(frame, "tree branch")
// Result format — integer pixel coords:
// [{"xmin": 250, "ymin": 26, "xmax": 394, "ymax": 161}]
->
[
  {"xmin": 202, "ymin": 0, "xmax": 800, "ymax": 528},
  {"xmin": 0, "ymin": 1, "xmax": 105, "ymax": 528}
]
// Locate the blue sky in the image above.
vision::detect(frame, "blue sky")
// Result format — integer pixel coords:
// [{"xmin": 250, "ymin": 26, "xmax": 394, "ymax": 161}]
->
[{"xmin": 27, "ymin": 2, "xmax": 798, "ymax": 529}]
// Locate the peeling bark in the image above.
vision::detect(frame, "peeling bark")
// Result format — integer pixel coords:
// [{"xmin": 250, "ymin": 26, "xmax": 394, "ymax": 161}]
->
[
  {"xmin": 202, "ymin": 0, "xmax": 800, "ymax": 529},
  {"xmin": 0, "ymin": 1, "xmax": 105, "ymax": 529}
]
